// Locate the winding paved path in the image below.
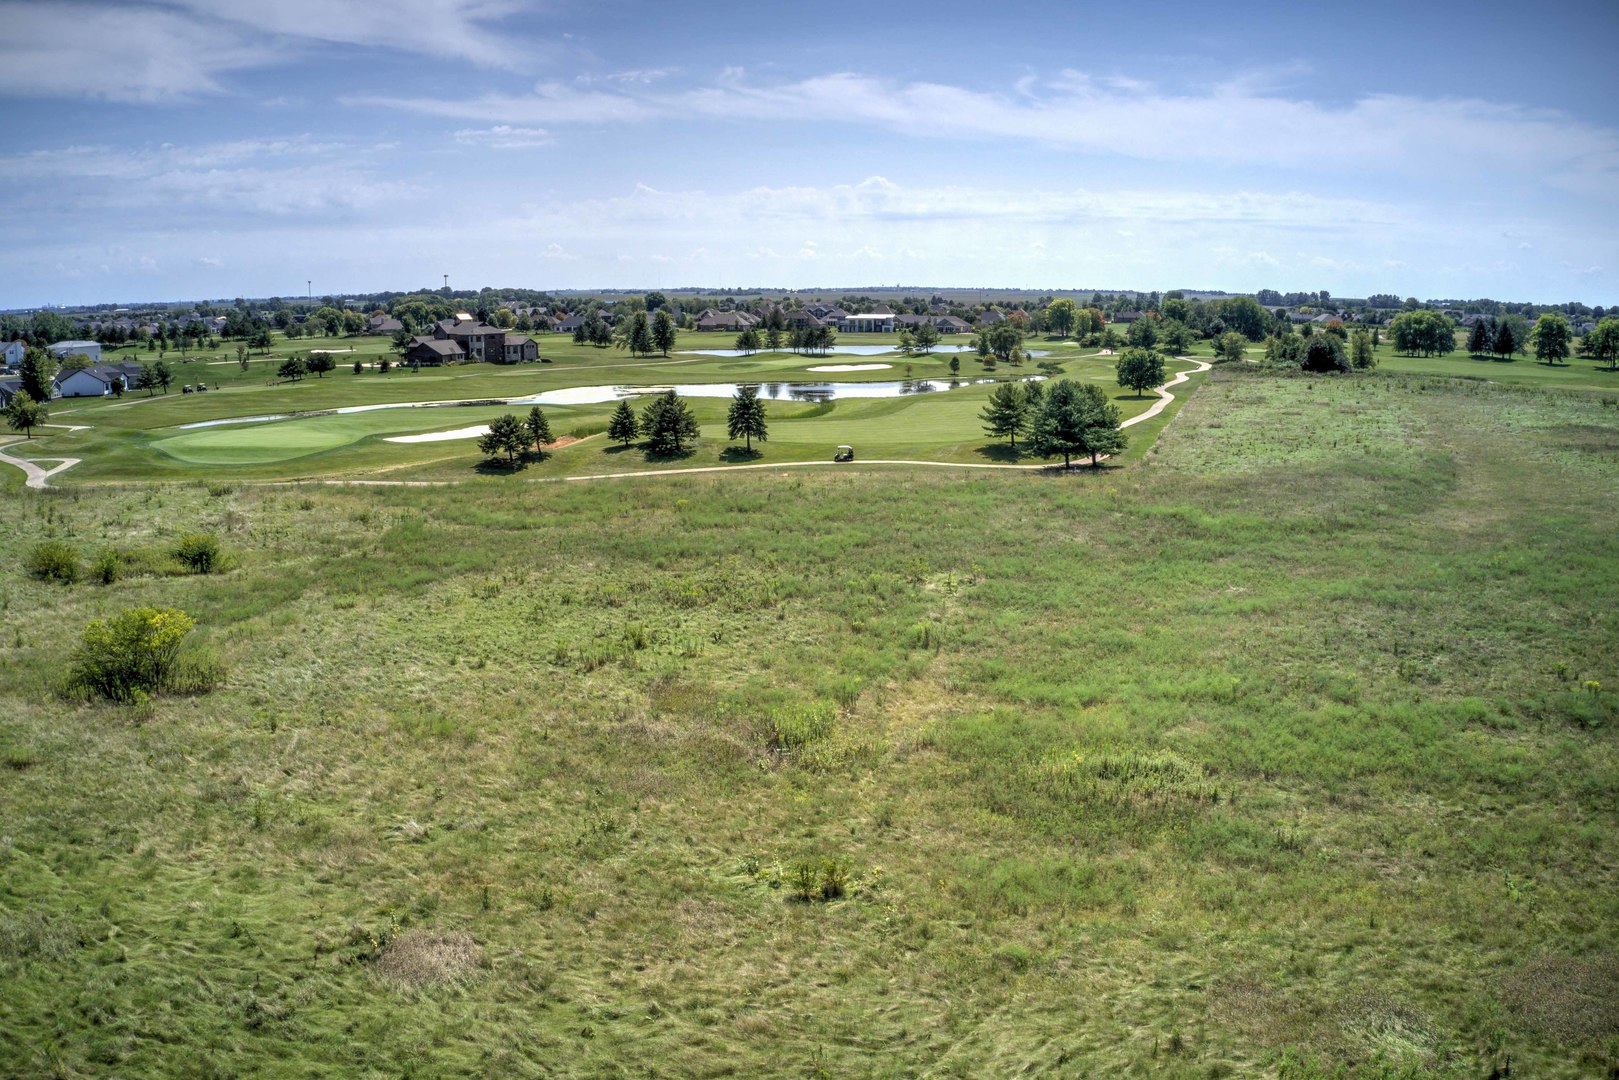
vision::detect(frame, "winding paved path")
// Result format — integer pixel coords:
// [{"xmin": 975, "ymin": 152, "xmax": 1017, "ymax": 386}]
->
[{"xmin": 0, "ymin": 440, "xmax": 82, "ymax": 490}]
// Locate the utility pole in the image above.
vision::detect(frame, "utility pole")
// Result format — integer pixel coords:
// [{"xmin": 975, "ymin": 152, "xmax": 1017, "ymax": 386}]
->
[
  {"xmin": 307, "ymin": 280, "xmax": 311, "ymax": 299},
  {"xmin": 443, "ymin": 274, "xmax": 449, "ymax": 291}
]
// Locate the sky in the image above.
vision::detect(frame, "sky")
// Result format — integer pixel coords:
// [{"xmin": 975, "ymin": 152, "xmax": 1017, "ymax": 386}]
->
[{"xmin": 2, "ymin": 0, "xmax": 1616, "ymax": 308}]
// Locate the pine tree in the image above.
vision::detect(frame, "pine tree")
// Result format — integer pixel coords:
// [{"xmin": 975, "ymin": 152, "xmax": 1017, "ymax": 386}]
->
[
  {"xmin": 726, "ymin": 384, "xmax": 768, "ymax": 452},
  {"xmin": 1493, "ymin": 321, "xmax": 1517, "ymax": 360},
  {"xmin": 1028, "ymin": 380, "xmax": 1125, "ymax": 468},
  {"xmin": 607, "ymin": 399, "xmax": 640, "ymax": 446},
  {"xmin": 639, "ymin": 389, "xmax": 699, "ymax": 455},
  {"xmin": 979, "ymin": 381, "xmax": 1029, "ymax": 447},
  {"xmin": 651, "ymin": 310, "xmax": 677, "ymax": 356},
  {"xmin": 478, "ymin": 413, "xmax": 525, "ymax": 465},
  {"xmin": 524, "ymin": 406, "xmax": 553, "ymax": 457},
  {"xmin": 1466, "ymin": 320, "xmax": 1492, "ymax": 355}
]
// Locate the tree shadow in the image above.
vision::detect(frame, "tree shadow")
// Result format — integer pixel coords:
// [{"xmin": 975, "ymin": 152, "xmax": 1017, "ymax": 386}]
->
[
  {"xmin": 719, "ymin": 446, "xmax": 763, "ymax": 462},
  {"xmin": 473, "ymin": 459, "xmax": 526, "ymax": 475},
  {"xmin": 603, "ymin": 443, "xmax": 637, "ymax": 455},
  {"xmin": 973, "ymin": 443, "xmax": 1026, "ymax": 463},
  {"xmin": 643, "ymin": 446, "xmax": 697, "ymax": 464},
  {"xmin": 1113, "ymin": 391, "xmax": 1153, "ymax": 401}
]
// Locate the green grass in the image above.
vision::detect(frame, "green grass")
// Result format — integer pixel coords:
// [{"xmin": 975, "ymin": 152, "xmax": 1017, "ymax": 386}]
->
[
  {"xmin": 1, "ymin": 366, "xmax": 1615, "ymax": 1076},
  {"xmin": 34, "ymin": 330, "xmax": 1200, "ymax": 481}
]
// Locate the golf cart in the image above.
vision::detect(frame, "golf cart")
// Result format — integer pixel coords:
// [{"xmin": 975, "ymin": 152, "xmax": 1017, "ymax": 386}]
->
[{"xmin": 833, "ymin": 445, "xmax": 854, "ymax": 463}]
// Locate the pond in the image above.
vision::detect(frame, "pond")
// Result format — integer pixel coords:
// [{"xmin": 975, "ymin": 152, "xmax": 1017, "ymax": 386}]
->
[
  {"xmin": 175, "ymin": 376, "xmax": 1043, "ymax": 430},
  {"xmin": 680, "ymin": 344, "xmax": 1049, "ymax": 358}
]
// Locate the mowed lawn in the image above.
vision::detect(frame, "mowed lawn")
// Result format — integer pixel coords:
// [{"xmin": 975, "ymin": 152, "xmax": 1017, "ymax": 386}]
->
[
  {"xmin": 1, "ymin": 367, "xmax": 1615, "ymax": 1077},
  {"xmin": 35, "ymin": 332, "xmax": 1194, "ymax": 479}
]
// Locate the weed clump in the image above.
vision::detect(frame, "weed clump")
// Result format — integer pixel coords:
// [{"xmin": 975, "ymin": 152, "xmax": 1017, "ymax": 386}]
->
[
  {"xmin": 63, "ymin": 606, "xmax": 224, "ymax": 704},
  {"xmin": 174, "ymin": 533, "xmax": 221, "ymax": 574},
  {"xmin": 787, "ymin": 856, "xmax": 851, "ymax": 903},
  {"xmin": 25, "ymin": 541, "xmax": 79, "ymax": 583}
]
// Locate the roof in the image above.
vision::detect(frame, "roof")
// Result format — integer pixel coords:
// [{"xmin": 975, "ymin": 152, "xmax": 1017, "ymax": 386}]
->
[
  {"xmin": 48, "ymin": 340, "xmax": 101, "ymax": 351},
  {"xmin": 410, "ymin": 338, "xmax": 465, "ymax": 356},
  {"xmin": 843, "ymin": 313, "xmax": 894, "ymax": 322},
  {"xmin": 55, "ymin": 364, "xmax": 132, "ymax": 385}
]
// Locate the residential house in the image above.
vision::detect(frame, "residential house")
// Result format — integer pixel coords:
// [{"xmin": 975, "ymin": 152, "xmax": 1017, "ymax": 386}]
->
[
  {"xmin": 0, "ymin": 377, "xmax": 21, "ymax": 408},
  {"xmin": 695, "ymin": 309, "xmax": 759, "ymax": 333},
  {"xmin": 839, "ymin": 313, "xmax": 896, "ymax": 333},
  {"xmin": 1111, "ymin": 311, "xmax": 1146, "ymax": 324},
  {"xmin": 47, "ymin": 340, "xmax": 102, "ymax": 363},
  {"xmin": 1, "ymin": 341, "xmax": 25, "ymax": 369},
  {"xmin": 780, "ymin": 310, "xmax": 825, "ymax": 330},
  {"xmin": 54, "ymin": 362, "xmax": 144, "ymax": 398},
  {"xmin": 401, "ymin": 338, "xmax": 465, "ymax": 367},
  {"xmin": 425, "ymin": 316, "xmax": 538, "ymax": 363},
  {"xmin": 367, "ymin": 314, "xmax": 404, "ymax": 335}
]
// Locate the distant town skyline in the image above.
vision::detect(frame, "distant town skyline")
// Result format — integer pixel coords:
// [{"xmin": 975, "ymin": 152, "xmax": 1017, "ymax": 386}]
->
[{"xmin": 2, "ymin": 0, "xmax": 1615, "ymax": 308}]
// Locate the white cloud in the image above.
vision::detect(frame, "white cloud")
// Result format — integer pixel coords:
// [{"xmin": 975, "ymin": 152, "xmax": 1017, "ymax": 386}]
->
[
  {"xmin": 348, "ymin": 68, "xmax": 1619, "ymax": 191},
  {"xmin": 0, "ymin": 0, "xmax": 533, "ymax": 103},
  {"xmin": 453, "ymin": 125, "xmax": 552, "ymax": 149}
]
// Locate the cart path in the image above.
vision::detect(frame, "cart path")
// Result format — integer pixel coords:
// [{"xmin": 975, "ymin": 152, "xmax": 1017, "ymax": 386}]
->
[{"xmin": 3, "ymin": 357, "xmax": 1211, "ymax": 489}]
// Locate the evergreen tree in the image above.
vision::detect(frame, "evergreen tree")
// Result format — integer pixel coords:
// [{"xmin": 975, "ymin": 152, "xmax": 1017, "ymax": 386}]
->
[
  {"xmin": 639, "ymin": 389, "xmax": 699, "ymax": 455},
  {"xmin": 1028, "ymin": 380, "xmax": 1125, "ymax": 468},
  {"xmin": 478, "ymin": 413, "xmax": 525, "ymax": 465},
  {"xmin": 607, "ymin": 399, "xmax": 640, "ymax": 446},
  {"xmin": 628, "ymin": 312, "xmax": 655, "ymax": 356},
  {"xmin": 524, "ymin": 406, "xmax": 553, "ymax": 457},
  {"xmin": 726, "ymin": 384, "xmax": 768, "ymax": 451},
  {"xmin": 913, "ymin": 322, "xmax": 941, "ymax": 353},
  {"xmin": 979, "ymin": 381, "xmax": 1029, "ymax": 447},
  {"xmin": 1493, "ymin": 321, "xmax": 1517, "ymax": 360},
  {"xmin": 1466, "ymin": 319, "xmax": 1492, "ymax": 354},
  {"xmin": 152, "ymin": 359, "xmax": 174, "ymax": 394}
]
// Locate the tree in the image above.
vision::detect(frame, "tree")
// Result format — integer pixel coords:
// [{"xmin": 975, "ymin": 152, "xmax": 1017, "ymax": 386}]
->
[
  {"xmin": 1126, "ymin": 316, "xmax": 1158, "ymax": 350},
  {"xmin": 726, "ymin": 384, "xmax": 768, "ymax": 451},
  {"xmin": 1350, "ymin": 329, "xmax": 1376, "ymax": 370},
  {"xmin": 1531, "ymin": 311, "xmax": 1572, "ymax": 365},
  {"xmin": 979, "ymin": 380, "xmax": 1030, "ymax": 447},
  {"xmin": 277, "ymin": 356, "xmax": 307, "ymax": 381},
  {"xmin": 1580, "ymin": 317, "xmax": 1619, "ymax": 370},
  {"xmin": 895, "ymin": 329, "xmax": 917, "ymax": 356},
  {"xmin": 1217, "ymin": 296, "xmax": 1271, "ymax": 340},
  {"xmin": 607, "ymin": 399, "xmax": 640, "ymax": 446},
  {"xmin": 913, "ymin": 322, "xmax": 941, "ymax": 354},
  {"xmin": 18, "ymin": 347, "xmax": 56, "ymax": 402},
  {"xmin": 1155, "ymin": 319, "xmax": 1191, "ymax": 355},
  {"xmin": 629, "ymin": 311, "xmax": 655, "ymax": 356},
  {"xmin": 644, "ymin": 291, "xmax": 668, "ymax": 312},
  {"xmin": 250, "ymin": 327, "xmax": 273, "ymax": 353},
  {"xmin": 1216, "ymin": 332, "xmax": 1248, "ymax": 363},
  {"xmin": 1046, "ymin": 298, "xmax": 1077, "ymax": 338},
  {"xmin": 948, "ymin": 355, "xmax": 961, "ymax": 376},
  {"xmin": 1028, "ymin": 380, "xmax": 1125, "ymax": 468},
  {"xmin": 152, "ymin": 359, "xmax": 174, "ymax": 394},
  {"xmin": 524, "ymin": 406, "xmax": 552, "ymax": 457},
  {"xmin": 735, "ymin": 328, "xmax": 761, "ymax": 354},
  {"xmin": 1493, "ymin": 321, "xmax": 1518, "ymax": 360},
  {"xmin": 392, "ymin": 327, "xmax": 412, "ymax": 354},
  {"xmin": 1390, "ymin": 310, "xmax": 1457, "ymax": 357},
  {"xmin": 136, "ymin": 362, "xmax": 156, "ymax": 395},
  {"xmin": 307, "ymin": 353, "xmax": 335, "ymax": 378},
  {"xmin": 1302, "ymin": 333, "xmax": 1349, "ymax": 373},
  {"xmin": 1115, "ymin": 347, "xmax": 1165, "ymax": 398},
  {"xmin": 640, "ymin": 389, "xmax": 699, "ymax": 455},
  {"xmin": 3, "ymin": 390, "xmax": 47, "ymax": 438},
  {"xmin": 478, "ymin": 413, "xmax": 525, "ymax": 465},
  {"xmin": 651, "ymin": 310, "xmax": 677, "ymax": 356},
  {"xmin": 1466, "ymin": 320, "xmax": 1492, "ymax": 355}
]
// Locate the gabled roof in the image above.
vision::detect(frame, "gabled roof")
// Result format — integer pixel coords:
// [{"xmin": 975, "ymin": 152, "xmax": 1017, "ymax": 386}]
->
[{"xmin": 54, "ymin": 364, "xmax": 128, "ymax": 385}]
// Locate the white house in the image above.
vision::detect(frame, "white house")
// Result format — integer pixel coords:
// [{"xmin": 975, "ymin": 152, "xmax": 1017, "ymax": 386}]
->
[
  {"xmin": 839, "ymin": 313, "xmax": 896, "ymax": 333},
  {"xmin": 0, "ymin": 341, "xmax": 24, "ymax": 368},
  {"xmin": 48, "ymin": 340, "xmax": 102, "ymax": 363},
  {"xmin": 55, "ymin": 363, "xmax": 142, "ymax": 398}
]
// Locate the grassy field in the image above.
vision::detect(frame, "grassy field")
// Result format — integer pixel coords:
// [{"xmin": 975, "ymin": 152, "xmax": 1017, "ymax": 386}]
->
[
  {"xmin": 18, "ymin": 332, "xmax": 1196, "ymax": 482},
  {"xmin": 2, "ymin": 363, "xmax": 1615, "ymax": 1077}
]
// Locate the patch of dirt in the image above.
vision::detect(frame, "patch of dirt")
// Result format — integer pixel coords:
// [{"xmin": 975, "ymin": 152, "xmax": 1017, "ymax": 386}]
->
[
  {"xmin": 543, "ymin": 435, "xmax": 588, "ymax": 450},
  {"xmin": 375, "ymin": 930, "xmax": 483, "ymax": 989}
]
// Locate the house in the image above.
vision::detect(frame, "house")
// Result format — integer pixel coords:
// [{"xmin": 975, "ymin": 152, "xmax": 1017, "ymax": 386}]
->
[
  {"xmin": 695, "ymin": 309, "xmax": 759, "ymax": 332},
  {"xmin": 47, "ymin": 340, "xmax": 102, "ymax": 363},
  {"xmin": 839, "ymin": 313, "xmax": 896, "ymax": 333},
  {"xmin": 935, "ymin": 316, "xmax": 972, "ymax": 334},
  {"xmin": 1111, "ymin": 311, "xmax": 1145, "ymax": 324},
  {"xmin": 0, "ymin": 377, "xmax": 21, "ymax": 408},
  {"xmin": 402, "ymin": 338, "xmax": 465, "ymax": 366},
  {"xmin": 367, "ymin": 314, "xmax": 404, "ymax": 335},
  {"xmin": 427, "ymin": 316, "xmax": 539, "ymax": 364},
  {"xmin": 0, "ymin": 341, "xmax": 25, "ymax": 369},
  {"xmin": 977, "ymin": 310, "xmax": 1005, "ymax": 325},
  {"xmin": 780, "ymin": 310, "xmax": 824, "ymax": 330},
  {"xmin": 54, "ymin": 362, "xmax": 144, "ymax": 397}
]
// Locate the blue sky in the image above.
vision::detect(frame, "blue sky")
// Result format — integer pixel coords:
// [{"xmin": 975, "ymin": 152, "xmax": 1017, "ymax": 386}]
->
[{"xmin": 2, "ymin": 0, "xmax": 1616, "ymax": 307}]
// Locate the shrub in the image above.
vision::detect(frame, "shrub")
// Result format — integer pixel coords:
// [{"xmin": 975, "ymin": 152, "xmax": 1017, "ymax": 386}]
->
[
  {"xmin": 92, "ymin": 549, "xmax": 120, "ymax": 585},
  {"xmin": 25, "ymin": 542, "xmax": 79, "ymax": 584},
  {"xmin": 174, "ymin": 533, "xmax": 221, "ymax": 573},
  {"xmin": 65, "ymin": 606, "xmax": 220, "ymax": 704}
]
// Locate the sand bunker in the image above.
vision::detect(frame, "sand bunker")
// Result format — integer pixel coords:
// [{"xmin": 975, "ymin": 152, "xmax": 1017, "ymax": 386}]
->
[{"xmin": 805, "ymin": 363, "xmax": 892, "ymax": 372}]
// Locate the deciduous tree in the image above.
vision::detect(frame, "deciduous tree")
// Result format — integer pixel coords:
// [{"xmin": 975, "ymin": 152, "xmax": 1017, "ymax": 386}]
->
[
  {"xmin": 3, "ymin": 390, "xmax": 47, "ymax": 438},
  {"xmin": 1216, "ymin": 332, "xmax": 1248, "ymax": 363},
  {"xmin": 1115, "ymin": 346, "xmax": 1164, "ymax": 398},
  {"xmin": 651, "ymin": 310, "xmax": 677, "ymax": 356},
  {"xmin": 1531, "ymin": 311, "xmax": 1572, "ymax": 365},
  {"xmin": 1579, "ymin": 316, "xmax": 1619, "ymax": 370}
]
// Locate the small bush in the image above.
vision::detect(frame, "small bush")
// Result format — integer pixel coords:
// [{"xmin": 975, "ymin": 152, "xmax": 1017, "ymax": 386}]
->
[
  {"xmin": 64, "ymin": 606, "xmax": 220, "ymax": 704},
  {"xmin": 787, "ymin": 856, "xmax": 852, "ymax": 903},
  {"xmin": 92, "ymin": 549, "xmax": 120, "ymax": 585},
  {"xmin": 174, "ymin": 533, "xmax": 221, "ymax": 574},
  {"xmin": 25, "ymin": 542, "xmax": 79, "ymax": 584}
]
